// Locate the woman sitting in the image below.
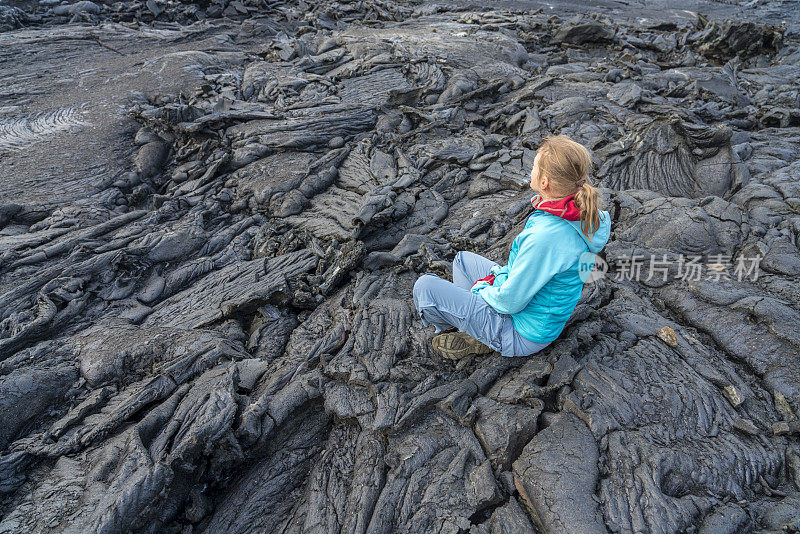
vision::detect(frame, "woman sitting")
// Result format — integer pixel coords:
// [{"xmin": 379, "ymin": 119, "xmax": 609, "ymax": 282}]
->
[{"xmin": 412, "ymin": 134, "xmax": 612, "ymax": 360}]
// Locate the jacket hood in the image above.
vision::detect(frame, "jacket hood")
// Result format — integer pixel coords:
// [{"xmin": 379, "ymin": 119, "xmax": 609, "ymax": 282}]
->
[{"xmin": 566, "ymin": 210, "xmax": 611, "ymax": 253}]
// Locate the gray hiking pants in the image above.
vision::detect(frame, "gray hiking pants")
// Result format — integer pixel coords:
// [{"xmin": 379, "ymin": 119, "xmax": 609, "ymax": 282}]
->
[{"xmin": 412, "ymin": 250, "xmax": 552, "ymax": 358}]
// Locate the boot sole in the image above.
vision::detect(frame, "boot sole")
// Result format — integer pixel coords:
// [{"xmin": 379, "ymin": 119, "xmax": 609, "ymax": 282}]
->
[{"xmin": 432, "ymin": 332, "xmax": 494, "ymax": 360}]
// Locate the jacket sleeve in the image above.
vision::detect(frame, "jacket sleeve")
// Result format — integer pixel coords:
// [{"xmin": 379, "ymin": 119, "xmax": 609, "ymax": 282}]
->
[
  {"xmin": 489, "ymin": 264, "xmax": 508, "ymax": 276},
  {"xmin": 475, "ymin": 232, "xmax": 576, "ymax": 315}
]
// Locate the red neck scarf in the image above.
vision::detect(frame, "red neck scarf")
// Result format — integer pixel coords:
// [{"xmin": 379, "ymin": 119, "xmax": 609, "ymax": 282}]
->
[{"xmin": 531, "ymin": 194, "xmax": 581, "ymax": 221}]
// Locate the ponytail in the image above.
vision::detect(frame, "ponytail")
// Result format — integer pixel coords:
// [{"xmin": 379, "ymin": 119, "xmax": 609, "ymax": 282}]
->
[{"xmin": 574, "ymin": 181, "xmax": 601, "ymax": 241}]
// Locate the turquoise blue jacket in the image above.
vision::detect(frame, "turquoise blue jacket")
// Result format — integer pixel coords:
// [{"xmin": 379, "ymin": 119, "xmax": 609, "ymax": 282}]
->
[{"xmin": 472, "ymin": 209, "xmax": 612, "ymax": 343}]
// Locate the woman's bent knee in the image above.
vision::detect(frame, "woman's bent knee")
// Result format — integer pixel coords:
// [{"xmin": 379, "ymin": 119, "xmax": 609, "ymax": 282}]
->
[
  {"xmin": 413, "ymin": 273, "xmax": 440, "ymax": 298},
  {"xmin": 453, "ymin": 250, "xmax": 465, "ymax": 268}
]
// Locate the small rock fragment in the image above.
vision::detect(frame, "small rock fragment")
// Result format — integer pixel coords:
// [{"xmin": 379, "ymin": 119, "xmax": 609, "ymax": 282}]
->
[
  {"xmin": 733, "ymin": 416, "xmax": 759, "ymax": 435},
  {"xmin": 774, "ymin": 390, "xmax": 798, "ymax": 421},
  {"xmin": 772, "ymin": 421, "xmax": 791, "ymax": 436},
  {"xmin": 723, "ymin": 385, "xmax": 744, "ymax": 408},
  {"xmin": 554, "ymin": 17, "xmax": 615, "ymax": 44},
  {"xmin": 53, "ymin": 0, "xmax": 100, "ymax": 16},
  {"xmin": 657, "ymin": 326, "xmax": 678, "ymax": 347}
]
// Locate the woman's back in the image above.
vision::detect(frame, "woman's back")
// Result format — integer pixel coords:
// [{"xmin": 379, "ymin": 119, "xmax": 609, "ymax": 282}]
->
[{"xmin": 488, "ymin": 208, "xmax": 612, "ymax": 343}]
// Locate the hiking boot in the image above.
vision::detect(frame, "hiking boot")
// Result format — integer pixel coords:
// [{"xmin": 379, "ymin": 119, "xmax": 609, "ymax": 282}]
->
[{"xmin": 432, "ymin": 332, "xmax": 494, "ymax": 360}]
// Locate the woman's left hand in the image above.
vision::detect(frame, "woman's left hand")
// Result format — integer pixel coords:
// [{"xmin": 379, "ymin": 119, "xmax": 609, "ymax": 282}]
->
[{"xmin": 470, "ymin": 274, "xmax": 495, "ymax": 293}]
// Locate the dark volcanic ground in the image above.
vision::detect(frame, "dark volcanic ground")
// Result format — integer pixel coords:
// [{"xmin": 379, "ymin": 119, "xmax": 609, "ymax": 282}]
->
[{"xmin": 1, "ymin": 0, "xmax": 800, "ymax": 532}]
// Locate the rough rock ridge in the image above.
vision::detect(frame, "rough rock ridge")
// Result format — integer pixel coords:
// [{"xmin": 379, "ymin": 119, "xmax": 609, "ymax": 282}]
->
[{"xmin": 1, "ymin": 0, "xmax": 799, "ymax": 532}]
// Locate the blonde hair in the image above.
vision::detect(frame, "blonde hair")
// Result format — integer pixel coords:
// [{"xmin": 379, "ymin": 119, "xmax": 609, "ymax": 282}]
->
[{"xmin": 537, "ymin": 134, "xmax": 602, "ymax": 240}]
